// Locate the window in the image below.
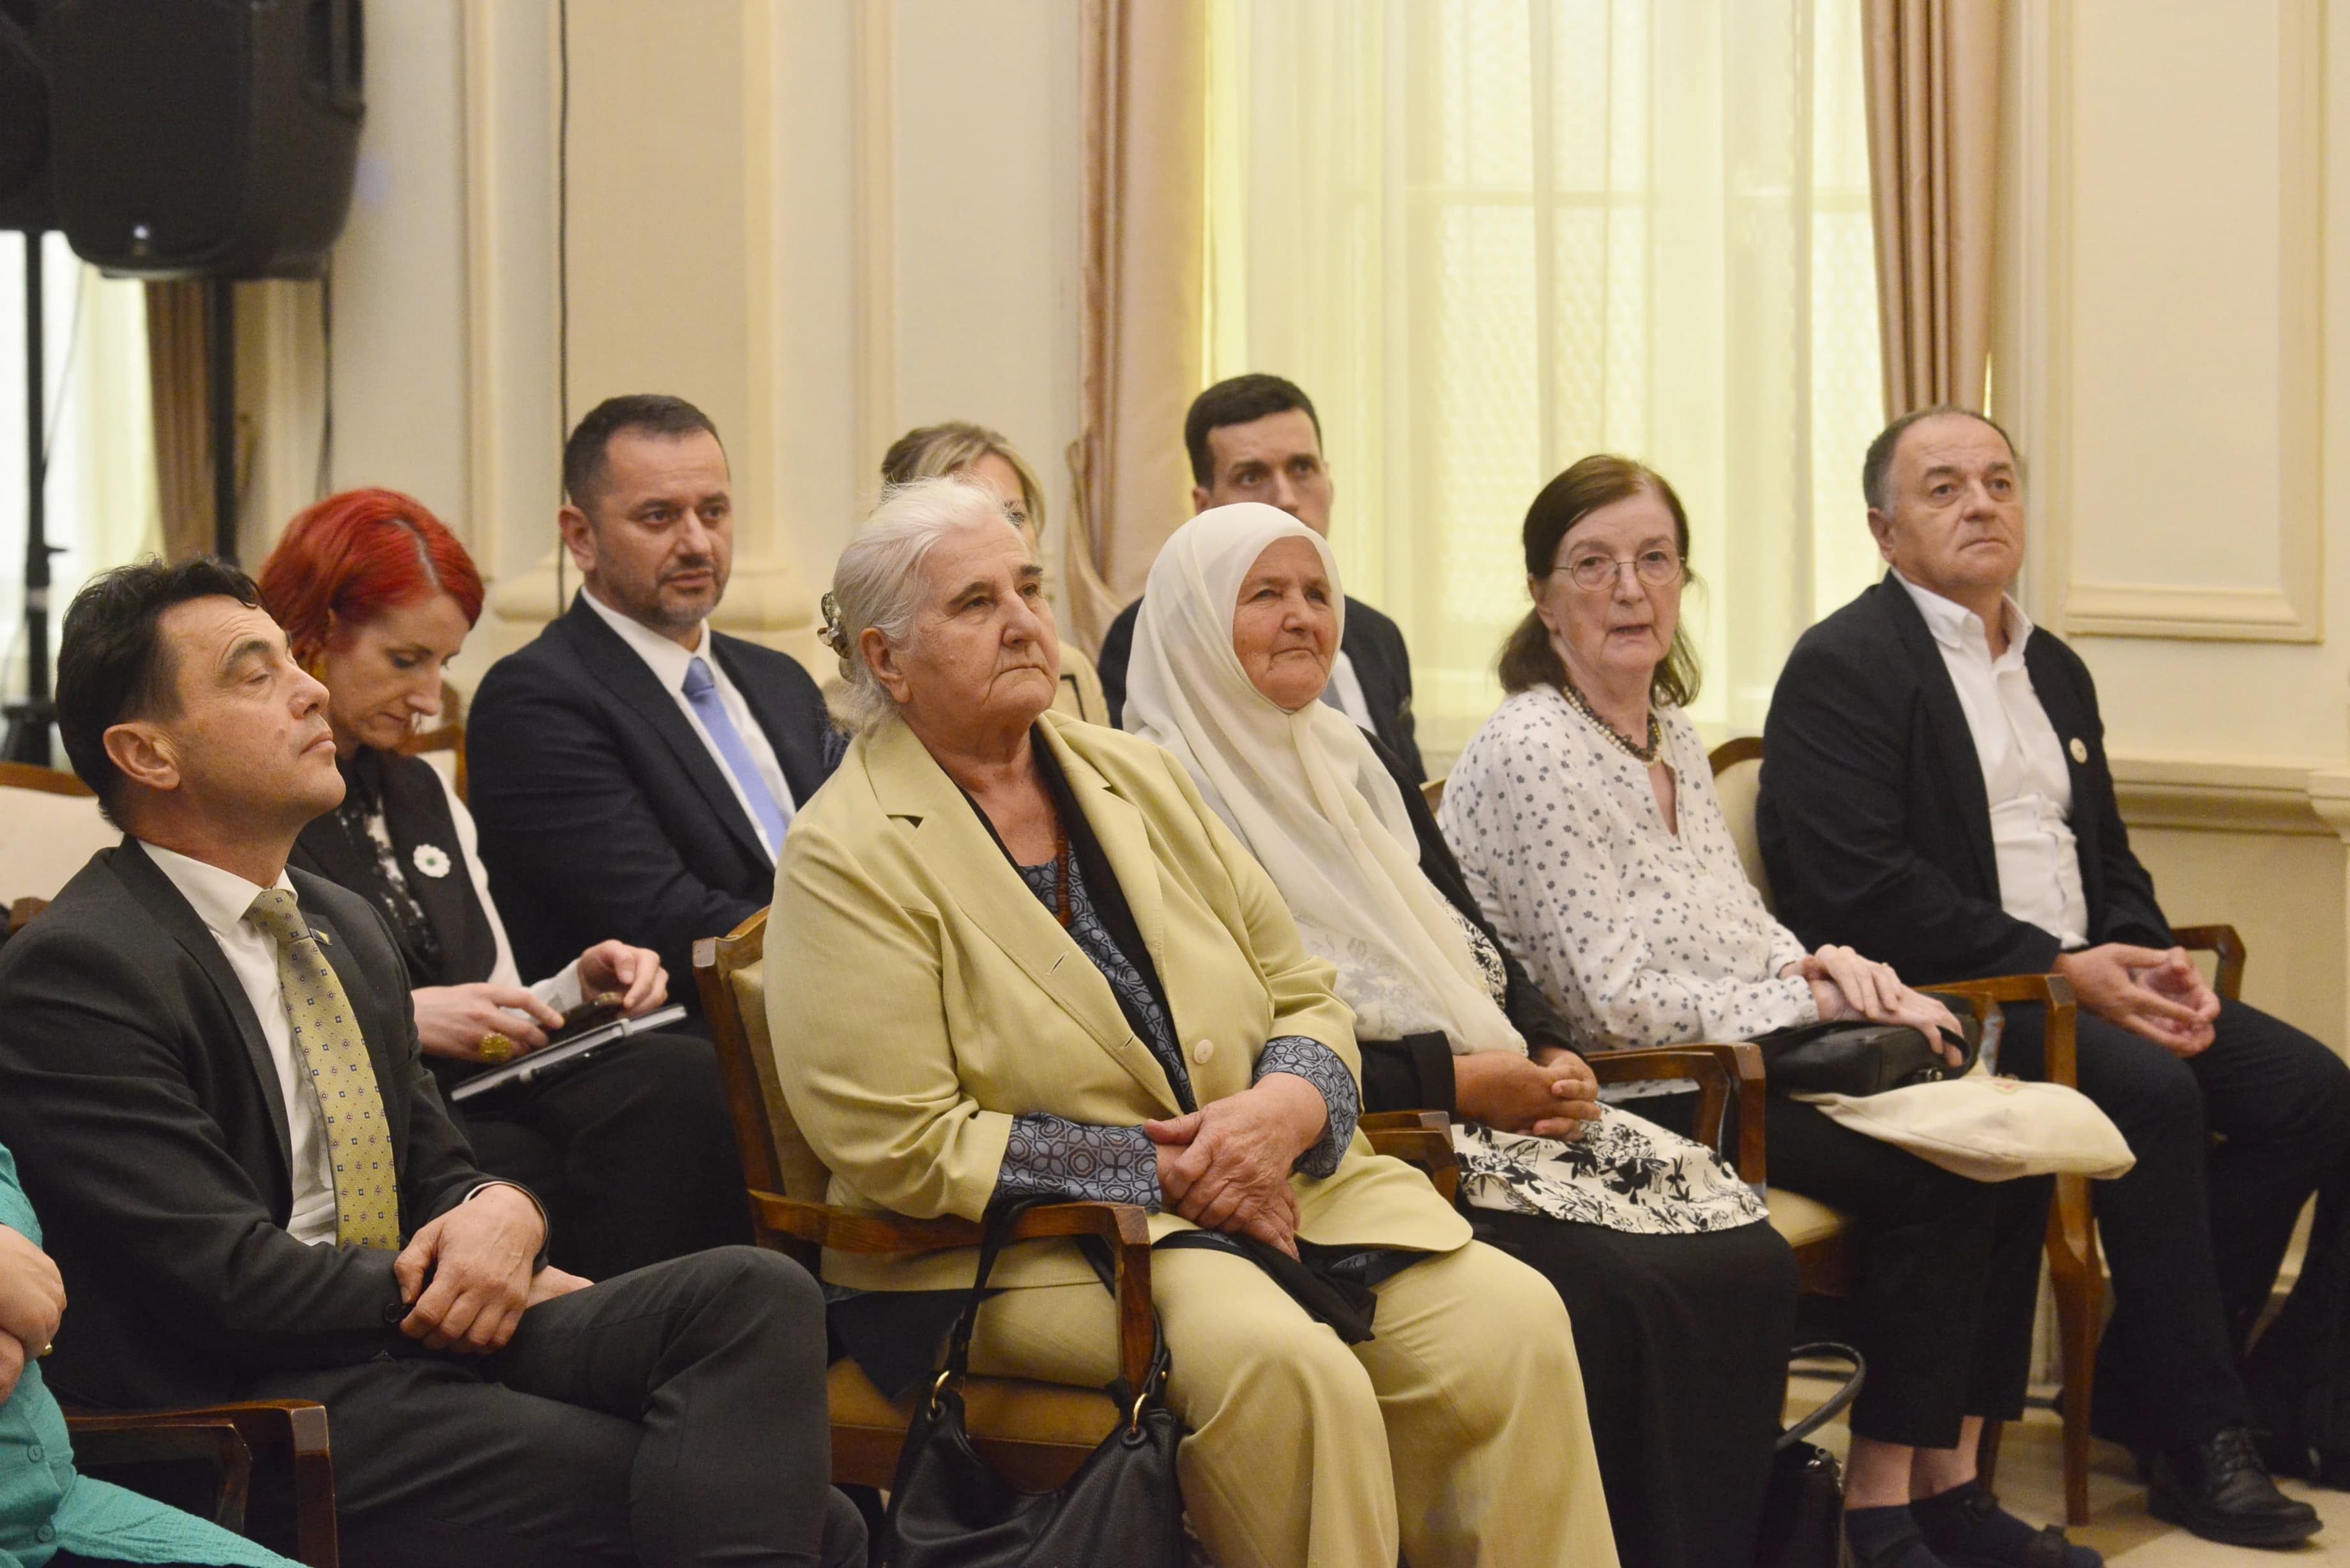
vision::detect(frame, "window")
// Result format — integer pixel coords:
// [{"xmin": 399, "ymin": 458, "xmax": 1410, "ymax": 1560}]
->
[
  {"xmin": 1204, "ymin": 0, "xmax": 1884, "ymax": 758},
  {"xmin": 0, "ymin": 234, "xmax": 160, "ymax": 725}
]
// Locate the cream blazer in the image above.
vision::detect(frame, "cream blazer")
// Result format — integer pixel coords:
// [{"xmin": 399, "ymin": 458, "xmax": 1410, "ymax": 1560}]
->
[{"xmin": 767, "ymin": 711, "xmax": 1471, "ymax": 1294}]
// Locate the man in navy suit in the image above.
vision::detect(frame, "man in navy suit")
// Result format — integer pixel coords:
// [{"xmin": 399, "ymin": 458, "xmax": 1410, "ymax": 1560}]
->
[
  {"xmin": 468, "ymin": 396, "xmax": 837, "ymax": 1020},
  {"xmin": 1760, "ymin": 406, "xmax": 2348, "ymax": 1549}
]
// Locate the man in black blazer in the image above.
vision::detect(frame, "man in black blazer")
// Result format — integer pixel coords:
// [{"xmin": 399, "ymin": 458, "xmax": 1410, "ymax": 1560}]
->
[
  {"xmin": 1096, "ymin": 373, "xmax": 1425, "ymax": 781},
  {"xmin": 0, "ymin": 559, "xmax": 859, "ymax": 1567},
  {"xmin": 1760, "ymin": 407, "xmax": 2346, "ymax": 1548},
  {"xmin": 468, "ymin": 396, "xmax": 837, "ymax": 1017}
]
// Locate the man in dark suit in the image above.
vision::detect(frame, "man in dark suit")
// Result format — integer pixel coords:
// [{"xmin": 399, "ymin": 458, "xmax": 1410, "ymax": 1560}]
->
[
  {"xmin": 1760, "ymin": 406, "xmax": 2347, "ymax": 1548},
  {"xmin": 0, "ymin": 558, "xmax": 859, "ymax": 1567},
  {"xmin": 468, "ymin": 396, "xmax": 837, "ymax": 1017},
  {"xmin": 1096, "ymin": 373, "xmax": 1425, "ymax": 781}
]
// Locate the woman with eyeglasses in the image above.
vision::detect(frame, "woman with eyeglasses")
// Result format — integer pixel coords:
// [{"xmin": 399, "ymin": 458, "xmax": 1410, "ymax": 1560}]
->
[{"xmin": 1440, "ymin": 456, "xmax": 2096, "ymax": 1568}]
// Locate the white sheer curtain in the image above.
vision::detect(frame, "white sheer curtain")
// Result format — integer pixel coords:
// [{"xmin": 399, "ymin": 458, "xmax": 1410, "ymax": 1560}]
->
[
  {"xmin": 0, "ymin": 234, "xmax": 160, "ymax": 711},
  {"xmin": 1204, "ymin": 0, "xmax": 1885, "ymax": 758}
]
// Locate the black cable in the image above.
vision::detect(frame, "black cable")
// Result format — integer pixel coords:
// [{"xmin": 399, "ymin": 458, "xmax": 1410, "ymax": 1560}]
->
[
  {"xmin": 314, "ymin": 257, "xmax": 334, "ymax": 499},
  {"xmin": 556, "ymin": 0, "xmax": 570, "ymax": 611}
]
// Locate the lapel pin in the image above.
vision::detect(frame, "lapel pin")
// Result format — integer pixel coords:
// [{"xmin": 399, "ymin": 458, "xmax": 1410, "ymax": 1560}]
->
[{"xmin": 2068, "ymin": 737, "xmax": 2089, "ymax": 764}]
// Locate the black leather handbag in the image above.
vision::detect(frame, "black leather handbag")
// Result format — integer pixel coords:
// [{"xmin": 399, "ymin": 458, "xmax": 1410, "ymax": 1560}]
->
[
  {"xmin": 882, "ymin": 1196, "xmax": 1186, "ymax": 1568},
  {"xmin": 1758, "ymin": 1000, "xmax": 1980, "ymax": 1097},
  {"xmin": 1755, "ymin": 1343, "xmax": 1866, "ymax": 1568}
]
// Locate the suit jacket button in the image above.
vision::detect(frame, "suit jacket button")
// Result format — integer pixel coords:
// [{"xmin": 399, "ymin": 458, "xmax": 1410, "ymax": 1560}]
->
[
  {"xmin": 1192, "ymin": 1039, "xmax": 1215, "ymax": 1065},
  {"xmin": 382, "ymin": 1299, "xmax": 409, "ymax": 1325}
]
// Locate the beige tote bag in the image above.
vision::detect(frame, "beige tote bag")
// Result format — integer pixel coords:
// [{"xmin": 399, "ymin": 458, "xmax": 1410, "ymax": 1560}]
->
[{"xmin": 1793, "ymin": 1064, "xmax": 2135, "ymax": 1183}]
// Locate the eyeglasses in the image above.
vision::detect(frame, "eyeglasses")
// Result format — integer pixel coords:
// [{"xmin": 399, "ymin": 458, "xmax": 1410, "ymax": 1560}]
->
[{"xmin": 1552, "ymin": 548, "xmax": 1683, "ymax": 592}]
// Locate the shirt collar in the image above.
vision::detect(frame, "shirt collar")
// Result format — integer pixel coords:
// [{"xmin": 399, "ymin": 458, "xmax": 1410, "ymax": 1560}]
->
[
  {"xmin": 139, "ymin": 840, "xmax": 295, "ymax": 940},
  {"xmin": 580, "ymin": 588, "xmax": 708, "ymax": 694},
  {"xmin": 1891, "ymin": 569, "xmax": 2033, "ymax": 666}
]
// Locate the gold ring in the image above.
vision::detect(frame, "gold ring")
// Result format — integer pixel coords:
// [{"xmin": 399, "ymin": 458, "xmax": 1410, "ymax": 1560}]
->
[
  {"xmin": 478, "ymin": 1032, "xmax": 517, "ymax": 1062},
  {"xmin": 34, "ymin": 1343, "xmax": 50, "ymax": 1359}
]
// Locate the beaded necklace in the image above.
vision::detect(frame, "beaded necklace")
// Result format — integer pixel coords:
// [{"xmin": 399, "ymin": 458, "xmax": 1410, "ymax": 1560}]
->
[{"xmin": 1558, "ymin": 674, "xmax": 1662, "ymax": 764}]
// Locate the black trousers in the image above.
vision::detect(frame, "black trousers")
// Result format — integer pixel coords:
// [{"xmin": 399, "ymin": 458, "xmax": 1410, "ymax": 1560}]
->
[
  {"xmin": 1766, "ymin": 1098, "xmax": 2051, "ymax": 1449},
  {"xmin": 1474, "ymin": 1209, "xmax": 1798, "ymax": 1568},
  {"xmin": 457, "ymin": 1032, "xmax": 752, "ymax": 1280},
  {"xmin": 247, "ymin": 1246, "xmax": 863, "ymax": 1568},
  {"xmin": 1999, "ymin": 996, "xmax": 2350, "ymax": 1450}
]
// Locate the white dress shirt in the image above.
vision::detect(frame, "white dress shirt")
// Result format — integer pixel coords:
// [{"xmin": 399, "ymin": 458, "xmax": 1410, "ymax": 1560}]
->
[
  {"xmin": 580, "ymin": 589, "xmax": 798, "ymax": 854},
  {"xmin": 140, "ymin": 843, "xmax": 341, "ymax": 1246},
  {"xmin": 1894, "ymin": 571, "xmax": 2091, "ymax": 947},
  {"xmin": 1324, "ymin": 650, "xmax": 1375, "ymax": 732}
]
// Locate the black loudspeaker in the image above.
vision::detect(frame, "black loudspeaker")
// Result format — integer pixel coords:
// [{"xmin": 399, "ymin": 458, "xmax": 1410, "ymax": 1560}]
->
[
  {"xmin": 0, "ymin": 2, "xmax": 52, "ymax": 232},
  {"xmin": 43, "ymin": 0, "xmax": 363, "ymax": 280}
]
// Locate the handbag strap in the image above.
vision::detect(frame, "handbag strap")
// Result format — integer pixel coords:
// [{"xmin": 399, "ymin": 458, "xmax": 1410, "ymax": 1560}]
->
[
  {"xmin": 1778, "ymin": 1341, "xmax": 1866, "ymax": 1450},
  {"xmin": 931, "ymin": 1193, "xmax": 1170, "ymax": 1428}
]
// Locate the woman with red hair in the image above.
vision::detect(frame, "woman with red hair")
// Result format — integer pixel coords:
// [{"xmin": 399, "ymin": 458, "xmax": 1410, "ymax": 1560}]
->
[{"xmin": 257, "ymin": 488, "xmax": 749, "ymax": 1278}]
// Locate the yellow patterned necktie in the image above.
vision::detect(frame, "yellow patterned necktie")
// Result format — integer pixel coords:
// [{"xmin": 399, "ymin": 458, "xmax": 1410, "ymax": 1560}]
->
[{"xmin": 245, "ymin": 889, "xmax": 402, "ymax": 1250}]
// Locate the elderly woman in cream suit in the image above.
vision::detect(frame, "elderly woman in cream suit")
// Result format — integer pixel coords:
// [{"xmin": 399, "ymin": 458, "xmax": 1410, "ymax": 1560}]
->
[{"xmin": 769, "ymin": 477, "xmax": 1616, "ymax": 1568}]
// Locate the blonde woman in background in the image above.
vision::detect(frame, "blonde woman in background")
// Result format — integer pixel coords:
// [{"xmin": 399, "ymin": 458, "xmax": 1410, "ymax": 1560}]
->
[{"xmin": 881, "ymin": 421, "xmax": 1109, "ymax": 723}]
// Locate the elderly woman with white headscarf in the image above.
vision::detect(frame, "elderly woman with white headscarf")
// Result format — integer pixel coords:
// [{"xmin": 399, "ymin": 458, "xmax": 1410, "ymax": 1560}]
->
[
  {"xmin": 1126, "ymin": 502, "xmax": 1800, "ymax": 1568},
  {"xmin": 768, "ymin": 478, "xmax": 1618, "ymax": 1568}
]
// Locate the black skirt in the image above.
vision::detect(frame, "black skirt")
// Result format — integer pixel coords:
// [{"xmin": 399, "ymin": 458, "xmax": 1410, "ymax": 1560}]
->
[{"xmin": 1471, "ymin": 1209, "xmax": 1798, "ymax": 1568}]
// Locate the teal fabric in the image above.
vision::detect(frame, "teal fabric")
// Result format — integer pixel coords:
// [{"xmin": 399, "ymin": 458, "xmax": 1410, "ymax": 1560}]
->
[{"xmin": 0, "ymin": 1145, "xmax": 296, "ymax": 1568}]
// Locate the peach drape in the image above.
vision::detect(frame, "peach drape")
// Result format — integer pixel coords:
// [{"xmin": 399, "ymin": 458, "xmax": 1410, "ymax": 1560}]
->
[
  {"xmin": 144, "ymin": 280, "xmax": 215, "ymax": 561},
  {"xmin": 1863, "ymin": 0, "xmax": 2003, "ymax": 417},
  {"xmin": 1065, "ymin": 0, "xmax": 1209, "ymax": 654}
]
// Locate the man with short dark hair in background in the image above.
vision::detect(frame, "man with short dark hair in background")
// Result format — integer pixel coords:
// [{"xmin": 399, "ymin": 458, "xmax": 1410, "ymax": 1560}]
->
[
  {"xmin": 1098, "ymin": 373, "xmax": 1425, "ymax": 781},
  {"xmin": 0, "ymin": 557, "xmax": 859, "ymax": 1567},
  {"xmin": 1760, "ymin": 405, "xmax": 2347, "ymax": 1549},
  {"xmin": 467, "ymin": 395, "xmax": 837, "ymax": 1020}
]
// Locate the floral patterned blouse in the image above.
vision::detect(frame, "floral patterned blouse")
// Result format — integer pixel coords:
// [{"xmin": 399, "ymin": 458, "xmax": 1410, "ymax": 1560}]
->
[{"xmin": 1438, "ymin": 686, "xmax": 1817, "ymax": 1050}]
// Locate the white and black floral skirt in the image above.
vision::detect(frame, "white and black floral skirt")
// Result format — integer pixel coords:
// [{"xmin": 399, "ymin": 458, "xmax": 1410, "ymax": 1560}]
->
[{"xmin": 1454, "ymin": 1105, "xmax": 1768, "ymax": 1235}]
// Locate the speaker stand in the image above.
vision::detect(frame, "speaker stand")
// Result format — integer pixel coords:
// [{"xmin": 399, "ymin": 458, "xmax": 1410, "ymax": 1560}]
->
[{"xmin": 3, "ymin": 230, "xmax": 56, "ymax": 768}]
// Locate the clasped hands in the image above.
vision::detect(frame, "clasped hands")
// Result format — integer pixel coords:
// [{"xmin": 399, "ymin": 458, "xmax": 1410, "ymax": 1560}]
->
[
  {"xmin": 413, "ymin": 939, "xmax": 669, "ymax": 1062},
  {"xmin": 391, "ymin": 1184, "xmax": 588, "ymax": 1355},
  {"xmin": 1782, "ymin": 945, "xmax": 1967, "ymax": 1066},
  {"xmin": 1454, "ymin": 1046, "xmax": 1601, "ymax": 1140},
  {"xmin": 2056, "ymin": 944, "xmax": 2220, "ymax": 1057},
  {"xmin": 1144, "ymin": 1074, "xmax": 1328, "ymax": 1260},
  {"xmin": 0, "ymin": 1224, "xmax": 65, "ymax": 1403}
]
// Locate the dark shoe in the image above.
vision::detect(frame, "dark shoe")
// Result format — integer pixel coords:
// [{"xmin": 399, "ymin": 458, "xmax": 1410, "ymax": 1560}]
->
[
  {"xmin": 2148, "ymin": 1427, "xmax": 2323, "ymax": 1548},
  {"xmin": 1911, "ymin": 1481, "xmax": 2101, "ymax": 1567},
  {"xmin": 1846, "ymin": 1507, "xmax": 1952, "ymax": 1568}
]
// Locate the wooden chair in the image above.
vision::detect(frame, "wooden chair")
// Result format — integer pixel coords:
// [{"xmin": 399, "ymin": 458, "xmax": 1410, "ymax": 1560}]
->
[
  {"xmin": 694, "ymin": 908, "xmax": 1461, "ymax": 1492},
  {"xmin": 1707, "ymin": 736, "xmax": 2104, "ymax": 1523},
  {"xmin": 0, "ymin": 762, "xmax": 116, "ymax": 911},
  {"xmin": 393, "ymin": 684, "xmax": 467, "ymax": 803},
  {"xmin": 67, "ymin": 1401, "xmax": 338, "ymax": 1567}
]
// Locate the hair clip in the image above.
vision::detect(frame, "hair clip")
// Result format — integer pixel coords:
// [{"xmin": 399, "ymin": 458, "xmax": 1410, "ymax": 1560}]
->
[{"xmin": 818, "ymin": 591, "xmax": 852, "ymax": 659}]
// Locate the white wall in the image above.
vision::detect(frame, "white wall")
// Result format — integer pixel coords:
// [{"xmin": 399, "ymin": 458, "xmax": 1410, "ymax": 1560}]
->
[
  {"xmin": 310, "ymin": 0, "xmax": 1086, "ymax": 676},
  {"xmin": 1997, "ymin": 0, "xmax": 2350, "ymax": 1045}
]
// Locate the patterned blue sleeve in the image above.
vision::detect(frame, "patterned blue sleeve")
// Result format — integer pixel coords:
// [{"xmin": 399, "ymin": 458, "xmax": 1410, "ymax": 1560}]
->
[
  {"xmin": 995, "ymin": 1113, "xmax": 1162, "ymax": 1209},
  {"xmin": 1255, "ymin": 1036, "xmax": 1359, "ymax": 1179}
]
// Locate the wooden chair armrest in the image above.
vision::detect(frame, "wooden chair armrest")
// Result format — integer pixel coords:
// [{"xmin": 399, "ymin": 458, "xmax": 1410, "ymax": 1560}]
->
[
  {"xmin": 2171, "ymin": 923, "xmax": 2247, "ymax": 1001},
  {"xmin": 68, "ymin": 1401, "xmax": 335, "ymax": 1567},
  {"xmin": 1362, "ymin": 1110, "xmax": 1459, "ymax": 1204},
  {"xmin": 1921, "ymin": 974, "xmax": 2081, "ymax": 1088},
  {"xmin": 750, "ymin": 1194, "xmax": 1157, "ymax": 1398},
  {"xmin": 1584, "ymin": 1043, "xmax": 1767, "ymax": 1184}
]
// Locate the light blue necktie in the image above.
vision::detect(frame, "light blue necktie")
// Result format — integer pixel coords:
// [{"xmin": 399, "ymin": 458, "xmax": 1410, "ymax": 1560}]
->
[{"xmin": 682, "ymin": 656, "xmax": 791, "ymax": 850}]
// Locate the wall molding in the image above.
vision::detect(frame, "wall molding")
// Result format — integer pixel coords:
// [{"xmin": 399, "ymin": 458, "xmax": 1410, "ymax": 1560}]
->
[
  {"xmin": 2047, "ymin": 0, "xmax": 2325, "ymax": 645},
  {"xmin": 2111, "ymin": 752, "xmax": 2344, "ymax": 837}
]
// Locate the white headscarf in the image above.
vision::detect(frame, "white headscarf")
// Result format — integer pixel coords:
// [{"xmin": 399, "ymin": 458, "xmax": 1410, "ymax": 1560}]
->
[{"xmin": 1126, "ymin": 504, "xmax": 1525, "ymax": 1056}]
